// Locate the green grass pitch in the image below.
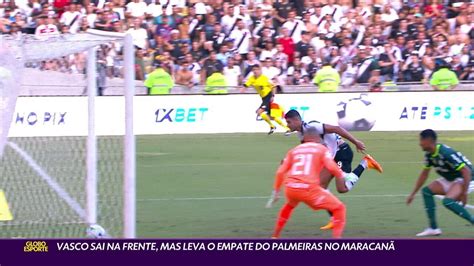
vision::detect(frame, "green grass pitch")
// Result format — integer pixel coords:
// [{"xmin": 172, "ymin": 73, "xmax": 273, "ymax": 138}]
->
[{"xmin": 136, "ymin": 131, "xmax": 474, "ymax": 238}]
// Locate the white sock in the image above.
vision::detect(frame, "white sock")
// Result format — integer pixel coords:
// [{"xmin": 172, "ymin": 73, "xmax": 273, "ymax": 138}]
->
[
  {"xmin": 360, "ymin": 159, "xmax": 368, "ymax": 169},
  {"xmin": 344, "ymin": 172, "xmax": 360, "ymax": 191}
]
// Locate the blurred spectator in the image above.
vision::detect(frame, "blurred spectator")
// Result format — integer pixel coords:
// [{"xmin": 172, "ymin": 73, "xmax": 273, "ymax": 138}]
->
[
  {"xmin": 229, "ymin": 19, "xmax": 252, "ymax": 57},
  {"xmin": 127, "ymin": 18, "xmax": 148, "ymax": 50},
  {"xmin": 287, "ymin": 57, "xmax": 308, "ymax": 84},
  {"xmin": 356, "ymin": 47, "xmax": 380, "ymax": 84},
  {"xmin": 223, "ymin": 56, "xmax": 242, "ymax": 87},
  {"xmin": 35, "ymin": 15, "xmax": 60, "ymax": 40},
  {"xmin": 340, "ymin": 57, "xmax": 359, "ymax": 87},
  {"xmin": 402, "ymin": 53, "xmax": 424, "ymax": 82},
  {"xmin": 378, "ymin": 43, "xmax": 400, "ymax": 82},
  {"xmin": 175, "ymin": 60, "xmax": 194, "ymax": 88},
  {"xmin": 96, "ymin": 46, "xmax": 108, "ymax": 95},
  {"xmin": 216, "ymin": 43, "xmax": 232, "ymax": 66},
  {"xmin": 258, "ymin": 41, "xmax": 276, "ymax": 61},
  {"xmin": 184, "ymin": 53, "xmax": 201, "ymax": 85},
  {"xmin": 201, "ymin": 50, "xmax": 224, "ymax": 83},
  {"xmin": 273, "ymin": 0, "xmax": 293, "ymax": 26},
  {"xmin": 321, "ymin": 0, "xmax": 343, "ymax": 23},
  {"xmin": 221, "ymin": 4, "xmax": 237, "ymax": 35},
  {"xmin": 126, "ymin": 0, "xmax": 147, "ymax": 19},
  {"xmin": 278, "ymin": 27, "xmax": 295, "ymax": 64},
  {"xmin": 295, "ymin": 31, "xmax": 311, "ymax": 58},
  {"xmin": 59, "ymin": 3, "xmax": 81, "ymax": 34},
  {"xmin": 282, "ymin": 9, "xmax": 305, "ymax": 43},
  {"xmin": 450, "ymin": 55, "xmax": 464, "ymax": 77},
  {"xmin": 261, "ymin": 57, "xmax": 279, "ymax": 81},
  {"xmin": 242, "ymin": 50, "xmax": 259, "ymax": 76}
]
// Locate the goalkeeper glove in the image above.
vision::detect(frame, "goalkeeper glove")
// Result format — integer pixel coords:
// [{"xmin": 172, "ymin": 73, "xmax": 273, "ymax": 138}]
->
[{"xmin": 265, "ymin": 190, "xmax": 280, "ymax": 208}]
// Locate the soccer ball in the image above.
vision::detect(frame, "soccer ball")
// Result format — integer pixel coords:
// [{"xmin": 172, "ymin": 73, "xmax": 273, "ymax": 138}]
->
[
  {"xmin": 336, "ymin": 94, "xmax": 376, "ymax": 131},
  {"xmin": 86, "ymin": 224, "xmax": 107, "ymax": 238}
]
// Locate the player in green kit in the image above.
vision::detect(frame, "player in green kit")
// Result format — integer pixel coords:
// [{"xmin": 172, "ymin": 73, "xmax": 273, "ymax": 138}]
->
[{"xmin": 407, "ymin": 129, "xmax": 474, "ymax": 236}]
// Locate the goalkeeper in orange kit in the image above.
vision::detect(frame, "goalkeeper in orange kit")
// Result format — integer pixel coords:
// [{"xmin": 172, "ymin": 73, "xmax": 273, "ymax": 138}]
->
[{"xmin": 266, "ymin": 126, "xmax": 354, "ymax": 238}]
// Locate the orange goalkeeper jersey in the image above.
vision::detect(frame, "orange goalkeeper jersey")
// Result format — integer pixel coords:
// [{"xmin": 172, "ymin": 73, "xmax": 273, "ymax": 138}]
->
[{"xmin": 274, "ymin": 142, "xmax": 345, "ymax": 190}]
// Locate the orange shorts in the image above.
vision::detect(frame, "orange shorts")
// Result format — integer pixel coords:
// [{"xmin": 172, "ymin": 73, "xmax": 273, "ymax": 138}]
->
[{"xmin": 285, "ymin": 184, "xmax": 344, "ymax": 211}]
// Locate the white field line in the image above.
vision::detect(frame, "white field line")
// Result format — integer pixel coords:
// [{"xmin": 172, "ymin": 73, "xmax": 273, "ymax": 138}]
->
[
  {"xmin": 138, "ymin": 194, "xmax": 474, "ymax": 210},
  {"xmin": 137, "ymin": 194, "xmax": 410, "ymax": 201},
  {"xmin": 7, "ymin": 141, "xmax": 87, "ymax": 221},
  {"xmin": 140, "ymin": 161, "xmax": 423, "ymax": 168},
  {"xmin": 137, "ymin": 152, "xmax": 169, "ymax": 156}
]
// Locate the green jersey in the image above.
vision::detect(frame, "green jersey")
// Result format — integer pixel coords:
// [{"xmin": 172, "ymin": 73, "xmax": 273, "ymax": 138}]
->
[{"xmin": 424, "ymin": 144, "xmax": 473, "ymax": 181}]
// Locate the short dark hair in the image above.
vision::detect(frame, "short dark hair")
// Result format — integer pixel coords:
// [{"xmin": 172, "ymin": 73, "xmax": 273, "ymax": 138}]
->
[
  {"xmin": 285, "ymin": 109, "xmax": 301, "ymax": 120},
  {"xmin": 420, "ymin": 129, "xmax": 437, "ymax": 141}
]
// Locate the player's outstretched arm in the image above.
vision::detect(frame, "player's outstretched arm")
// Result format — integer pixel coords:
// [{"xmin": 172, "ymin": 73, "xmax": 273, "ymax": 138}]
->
[
  {"xmin": 266, "ymin": 156, "xmax": 291, "ymax": 208},
  {"xmin": 406, "ymin": 168, "xmax": 431, "ymax": 205},
  {"xmin": 323, "ymin": 124, "xmax": 366, "ymax": 152}
]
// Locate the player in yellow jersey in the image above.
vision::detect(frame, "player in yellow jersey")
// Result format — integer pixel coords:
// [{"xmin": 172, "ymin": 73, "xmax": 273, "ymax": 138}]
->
[{"xmin": 242, "ymin": 65, "xmax": 280, "ymax": 135}]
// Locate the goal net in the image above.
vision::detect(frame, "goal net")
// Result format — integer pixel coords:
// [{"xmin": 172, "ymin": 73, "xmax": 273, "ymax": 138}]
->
[{"xmin": 0, "ymin": 31, "xmax": 135, "ymax": 238}]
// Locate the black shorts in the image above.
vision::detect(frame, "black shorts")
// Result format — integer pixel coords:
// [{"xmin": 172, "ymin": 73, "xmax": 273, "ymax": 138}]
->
[
  {"xmin": 259, "ymin": 92, "xmax": 273, "ymax": 114},
  {"xmin": 334, "ymin": 143, "xmax": 353, "ymax": 173}
]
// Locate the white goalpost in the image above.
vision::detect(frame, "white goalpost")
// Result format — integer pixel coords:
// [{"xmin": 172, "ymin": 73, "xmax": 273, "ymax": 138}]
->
[{"xmin": 0, "ymin": 30, "xmax": 136, "ymax": 238}]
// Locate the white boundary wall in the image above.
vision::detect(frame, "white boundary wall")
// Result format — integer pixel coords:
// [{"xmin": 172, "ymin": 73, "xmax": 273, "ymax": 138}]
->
[{"xmin": 8, "ymin": 91, "xmax": 474, "ymax": 137}]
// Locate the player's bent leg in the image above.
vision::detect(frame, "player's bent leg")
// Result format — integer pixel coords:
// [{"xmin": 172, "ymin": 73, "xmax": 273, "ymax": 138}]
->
[
  {"xmin": 416, "ymin": 181, "xmax": 445, "ymax": 237},
  {"xmin": 330, "ymin": 203, "xmax": 346, "ymax": 238},
  {"xmin": 305, "ymin": 188, "xmax": 345, "ymax": 237},
  {"xmin": 319, "ymin": 168, "xmax": 333, "ymax": 190},
  {"xmin": 272, "ymin": 189, "xmax": 301, "ymax": 238},
  {"xmin": 334, "ymin": 147, "xmax": 361, "ymax": 193},
  {"xmin": 443, "ymin": 181, "xmax": 474, "ymax": 225},
  {"xmin": 258, "ymin": 109, "xmax": 276, "ymax": 134},
  {"xmin": 318, "ymin": 169, "xmax": 336, "ymax": 229},
  {"xmin": 272, "ymin": 203, "xmax": 296, "ymax": 238},
  {"xmin": 271, "ymin": 115, "xmax": 290, "ymax": 132}
]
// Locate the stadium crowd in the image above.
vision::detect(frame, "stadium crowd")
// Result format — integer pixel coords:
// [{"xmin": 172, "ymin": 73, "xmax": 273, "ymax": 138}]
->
[{"xmin": 0, "ymin": 0, "xmax": 474, "ymax": 89}]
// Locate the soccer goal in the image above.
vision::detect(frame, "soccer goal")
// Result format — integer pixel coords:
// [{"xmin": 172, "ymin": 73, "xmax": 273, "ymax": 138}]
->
[{"xmin": 0, "ymin": 30, "xmax": 136, "ymax": 238}]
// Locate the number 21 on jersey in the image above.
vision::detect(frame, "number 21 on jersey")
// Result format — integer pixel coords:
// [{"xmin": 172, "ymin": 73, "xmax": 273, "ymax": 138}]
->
[{"xmin": 291, "ymin": 154, "xmax": 313, "ymax": 176}]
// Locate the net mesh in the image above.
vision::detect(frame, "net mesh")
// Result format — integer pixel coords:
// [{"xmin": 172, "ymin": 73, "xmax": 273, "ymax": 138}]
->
[
  {"xmin": 0, "ymin": 31, "xmax": 126, "ymax": 238},
  {"xmin": 0, "ymin": 137, "xmax": 124, "ymax": 238}
]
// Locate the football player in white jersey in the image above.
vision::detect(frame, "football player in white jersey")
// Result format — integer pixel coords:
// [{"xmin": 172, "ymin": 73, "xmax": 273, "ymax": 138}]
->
[{"xmin": 284, "ymin": 109, "xmax": 383, "ymax": 229}]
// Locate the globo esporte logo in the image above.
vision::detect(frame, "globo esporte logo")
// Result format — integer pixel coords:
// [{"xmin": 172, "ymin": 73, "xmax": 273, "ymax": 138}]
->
[{"xmin": 155, "ymin": 107, "xmax": 209, "ymax": 123}]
